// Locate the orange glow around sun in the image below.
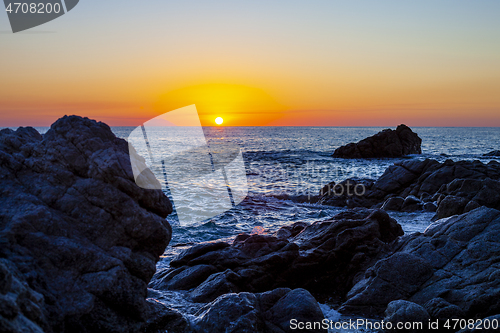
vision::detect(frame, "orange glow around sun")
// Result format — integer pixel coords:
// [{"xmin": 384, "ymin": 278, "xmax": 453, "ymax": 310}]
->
[{"xmin": 154, "ymin": 84, "xmax": 287, "ymax": 126}]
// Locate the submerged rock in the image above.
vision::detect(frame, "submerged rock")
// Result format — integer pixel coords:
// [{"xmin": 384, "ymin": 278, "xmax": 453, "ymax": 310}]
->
[
  {"xmin": 151, "ymin": 208, "xmax": 403, "ymax": 304},
  {"xmin": 332, "ymin": 124, "xmax": 422, "ymax": 159},
  {"xmin": 0, "ymin": 116, "xmax": 174, "ymax": 332},
  {"xmin": 340, "ymin": 207, "xmax": 500, "ymax": 321}
]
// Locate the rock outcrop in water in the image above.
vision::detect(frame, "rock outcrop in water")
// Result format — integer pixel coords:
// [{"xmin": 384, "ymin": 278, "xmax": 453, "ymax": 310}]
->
[
  {"xmin": 319, "ymin": 158, "xmax": 500, "ymax": 219},
  {"xmin": 0, "ymin": 116, "xmax": 180, "ymax": 332},
  {"xmin": 332, "ymin": 124, "xmax": 422, "ymax": 159},
  {"xmin": 151, "ymin": 208, "xmax": 403, "ymax": 305},
  {"xmin": 340, "ymin": 207, "xmax": 500, "ymax": 323}
]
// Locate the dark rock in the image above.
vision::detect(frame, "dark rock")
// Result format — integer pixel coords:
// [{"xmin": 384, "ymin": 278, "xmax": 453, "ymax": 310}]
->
[
  {"xmin": 265, "ymin": 288, "xmax": 327, "ymax": 332},
  {"xmin": 431, "ymin": 192, "xmax": 441, "ymax": 202},
  {"xmin": 318, "ymin": 178, "xmax": 376, "ymax": 208},
  {"xmin": 341, "ymin": 252, "xmax": 434, "ymax": 316},
  {"xmin": 341, "ymin": 207, "xmax": 500, "ymax": 320},
  {"xmin": 433, "ymin": 178, "xmax": 500, "ymax": 219},
  {"xmin": 464, "ymin": 200, "xmax": 481, "ymax": 212},
  {"xmin": 384, "ymin": 300, "xmax": 430, "ymax": 332},
  {"xmin": 0, "ymin": 259, "xmax": 47, "ymax": 333},
  {"xmin": 436, "ymin": 194, "xmax": 446, "ymax": 206},
  {"xmin": 273, "ymin": 222, "xmax": 308, "ymax": 240},
  {"xmin": 434, "ymin": 195, "xmax": 470, "ymax": 220},
  {"xmin": 0, "ymin": 294, "xmax": 20, "ymax": 320},
  {"xmin": 381, "ymin": 197, "xmax": 405, "ymax": 211},
  {"xmin": 190, "ymin": 269, "xmax": 241, "ymax": 303},
  {"xmin": 457, "ymin": 314, "xmax": 500, "ymax": 332},
  {"xmin": 484, "ymin": 150, "xmax": 500, "ymax": 157},
  {"xmin": 423, "ymin": 202, "xmax": 437, "ymax": 212},
  {"xmin": 0, "ymin": 261, "xmax": 12, "ymax": 294},
  {"xmin": 401, "ymin": 195, "xmax": 423, "ymax": 212},
  {"xmin": 332, "ymin": 125, "xmax": 422, "ymax": 158},
  {"xmin": 157, "ymin": 264, "xmax": 218, "ymax": 291},
  {"xmin": 233, "ymin": 233, "xmax": 252, "ymax": 244},
  {"xmin": 151, "ymin": 208, "xmax": 403, "ymax": 304},
  {"xmin": 192, "ymin": 288, "xmax": 326, "ymax": 333},
  {"xmin": 193, "ymin": 292, "xmax": 262, "ymax": 333},
  {"xmin": 141, "ymin": 300, "xmax": 189, "ymax": 333},
  {"xmin": 319, "ymin": 158, "xmax": 500, "ymax": 215},
  {"xmin": 374, "ymin": 159, "xmax": 437, "ymax": 194},
  {"xmin": 0, "ymin": 116, "xmax": 174, "ymax": 332},
  {"xmin": 420, "ymin": 192, "xmax": 432, "ymax": 202},
  {"xmin": 170, "ymin": 242, "xmax": 230, "ymax": 267},
  {"xmin": 424, "ymin": 297, "xmax": 466, "ymax": 321}
]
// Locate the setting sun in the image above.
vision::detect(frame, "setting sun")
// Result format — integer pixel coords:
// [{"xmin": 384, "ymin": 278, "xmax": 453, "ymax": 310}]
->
[
  {"xmin": 154, "ymin": 84, "xmax": 287, "ymax": 126},
  {"xmin": 215, "ymin": 117, "xmax": 223, "ymax": 125}
]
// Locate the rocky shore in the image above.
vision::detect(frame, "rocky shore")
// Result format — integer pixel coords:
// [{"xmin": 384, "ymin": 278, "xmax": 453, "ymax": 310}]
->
[
  {"xmin": 0, "ymin": 116, "xmax": 178, "ymax": 332},
  {"xmin": 2, "ymin": 117, "xmax": 499, "ymax": 332},
  {"xmin": 151, "ymin": 208, "xmax": 403, "ymax": 305},
  {"xmin": 319, "ymin": 158, "xmax": 500, "ymax": 221},
  {"xmin": 342, "ymin": 206, "xmax": 500, "ymax": 320},
  {"xmin": 151, "ymin": 206, "xmax": 499, "ymax": 332}
]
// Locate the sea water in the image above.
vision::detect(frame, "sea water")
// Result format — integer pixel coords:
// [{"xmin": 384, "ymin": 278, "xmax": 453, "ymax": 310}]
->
[{"xmin": 109, "ymin": 126, "xmax": 500, "ymax": 249}]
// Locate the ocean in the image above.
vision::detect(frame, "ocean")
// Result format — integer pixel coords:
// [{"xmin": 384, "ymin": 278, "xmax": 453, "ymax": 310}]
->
[
  {"xmin": 108, "ymin": 127, "xmax": 500, "ymax": 251},
  {"xmin": 30, "ymin": 125, "xmax": 500, "ymax": 255}
]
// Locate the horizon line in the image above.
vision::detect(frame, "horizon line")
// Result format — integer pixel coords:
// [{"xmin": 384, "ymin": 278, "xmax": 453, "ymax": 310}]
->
[{"xmin": 3, "ymin": 125, "xmax": 500, "ymax": 129}]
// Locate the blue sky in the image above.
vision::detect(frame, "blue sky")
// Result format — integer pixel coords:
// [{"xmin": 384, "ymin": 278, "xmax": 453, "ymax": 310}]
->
[{"xmin": 1, "ymin": 1, "xmax": 500, "ymax": 126}]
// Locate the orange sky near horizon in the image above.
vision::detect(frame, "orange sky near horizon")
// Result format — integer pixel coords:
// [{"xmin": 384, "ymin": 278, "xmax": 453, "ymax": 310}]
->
[
  {"xmin": 2, "ymin": 79, "xmax": 499, "ymax": 127},
  {"xmin": 1, "ymin": 1, "xmax": 500, "ymax": 128}
]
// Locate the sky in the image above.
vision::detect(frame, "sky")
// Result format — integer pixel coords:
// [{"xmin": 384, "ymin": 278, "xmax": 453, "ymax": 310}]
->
[{"xmin": 1, "ymin": 0, "xmax": 500, "ymax": 127}]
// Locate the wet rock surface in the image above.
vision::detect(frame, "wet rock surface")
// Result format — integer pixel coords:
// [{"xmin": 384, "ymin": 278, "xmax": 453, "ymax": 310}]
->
[
  {"xmin": 332, "ymin": 124, "xmax": 422, "ymax": 159},
  {"xmin": 432, "ymin": 178, "xmax": 500, "ymax": 220},
  {"xmin": 0, "ymin": 116, "xmax": 174, "ymax": 332},
  {"xmin": 340, "ymin": 207, "xmax": 500, "ymax": 322},
  {"xmin": 151, "ymin": 208, "xmax": 403, "ymax": 304},
  {"xmin": 384, "ymin": 300, "xmax": 430, "ymax": 332},
  {"xmin": 319, "ymin": 158, "xmax": 500, "ymax": 219},
  {"xmin": 191, "ymin": 288, "xmax": 326, "ymax": 333},
  {"xmin": 318, "ymin": 178, "xmax": 376, "ymax": 208},
  {"xmin": 155, "ymin": 206, "xmax": 500, "ymax": 332},
  {"xmin": 457, "ymin": 314, "xmax": 500, "ymax": 332}
]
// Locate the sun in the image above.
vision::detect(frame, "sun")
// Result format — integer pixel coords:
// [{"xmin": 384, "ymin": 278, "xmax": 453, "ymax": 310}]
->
[{"xmin": 215, "ymin": 117, "xmax": 223, "ymax": 125}]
